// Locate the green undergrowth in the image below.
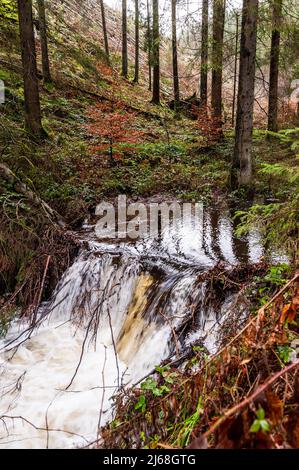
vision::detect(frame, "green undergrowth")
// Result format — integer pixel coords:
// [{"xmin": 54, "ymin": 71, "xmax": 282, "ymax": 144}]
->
[{"xmin": 234, "ymin": 129, "xmax": 299, "ymax": 262}]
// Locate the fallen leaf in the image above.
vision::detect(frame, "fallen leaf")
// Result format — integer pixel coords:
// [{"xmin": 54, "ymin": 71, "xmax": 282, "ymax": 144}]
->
[{"xmin": 280, "ymin": 303, "xmax": 297, "ymax": 324}]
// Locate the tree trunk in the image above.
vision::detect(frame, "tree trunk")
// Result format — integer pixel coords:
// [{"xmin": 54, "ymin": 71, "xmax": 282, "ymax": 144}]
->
[
  {"xmin": 211, "ymin": 0, "xmax": 225, "ymax": 124},
  {"xmin": 37, "ymin": 0, "xmax": 51, "ymax": 82},
  {"xmin": 151, "ymin": 0, "xmax": 160, "ymax": 104},
  {"xmin": 200, "ymin": 0, "xmax": 209, "ymax": 108},
  {"xmin": 17, "ymin": 0, "xmax": 46, "ymax": 139},
  {"xmin": 231, "ymin": 0, "xmax": 259, "ymax": 188},
  {"xmin": 146, "ymin": 0, "xmax": 152, "ymax": 90},
  {"xmin": 171, "ymin": 0, "xmax": 180, "ymax": 106},
  {"xmin": 100, "ymin": 0, "xmax": 110, "ymax": 64},
  {"xmin": 133, "ymin": 0, "xmax": 139, "ymax": 82},
  {"xmin": 268, "ymin": 0, "xmax": 282, "ymax": 132},
  {"xmin": 232, "ymin": 12, "xmax": 239, "ymax": 126},
  {"xmin": 122, "ymin": 0, "xmax": 128, "ymax": 78}
]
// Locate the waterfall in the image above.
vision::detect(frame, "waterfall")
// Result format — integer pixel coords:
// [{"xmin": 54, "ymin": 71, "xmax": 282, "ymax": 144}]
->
[{"xmin": 0, "ymin": 206, "xmax": 263, "ymax": 448}]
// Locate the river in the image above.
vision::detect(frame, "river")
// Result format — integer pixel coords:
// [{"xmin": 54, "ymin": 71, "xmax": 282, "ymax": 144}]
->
[{"xmin": 0, "ymin": 201, "xmax": 267, "ymax": 448}]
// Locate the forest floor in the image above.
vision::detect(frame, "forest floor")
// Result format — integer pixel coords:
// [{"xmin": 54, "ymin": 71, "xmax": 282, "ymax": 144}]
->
[{"xmin": 0, "ymin": 16, "xmax": 299, "ymax": 449}]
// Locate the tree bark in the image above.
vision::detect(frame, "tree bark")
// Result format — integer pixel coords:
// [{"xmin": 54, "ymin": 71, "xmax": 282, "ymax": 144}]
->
[
  {"xmin": 232, "ymin": 12, "xmax": 239, "ymax": 126},
  {"xmin": 268, "ymin": 0, "xmax": 282, "ymax": 132},
  {"xmin": 151, "ymin": 0, "xmax": 160, "ymax": 104},
  {"xmin": 231, "ymin": 0, "xmax": 259, "ymax": 188},
  {"xmin": 37, "ymin": 0, "xmax": 51, "ymax": 82},
  {"xmin": 211, "ymin": 0, "xmax": 225, "ymax": 124},
  {"xmin": 133, "ymin": 0, "xmax": 139, "ymax": 82},
  {"xmin": 100, "ymin": 0, "xmax": 110, "ymax": 64},
  {"xmin": 146, "ymin": 0, "xmax": 152, "ymax": 90},
  {"xmin": 122, "ymin": 0, "xmax": 128, "ymax": 78},
  {"xmin": 17, "ymin": 0, "xmax": 46, "ymax": 139},
  {"xmin": 200, "ymin": 0, "xmax": 209, "ymax": 108},
  {"xmin": 171, "ymin": 0, "xmax": 180, "ymax": 106}
]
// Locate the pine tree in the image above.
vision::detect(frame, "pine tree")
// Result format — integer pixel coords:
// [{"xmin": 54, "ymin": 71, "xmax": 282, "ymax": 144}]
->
[
  {"xmin": 268, "ymin": 0, "xmax": 283, "ymax": 132},
  {"xmin": 231, "ymin": 0, "xmax": 259, "ymax": 187},
  {"xmin": 146, "ymin": 0, "xmax": 152, "ymax": 90},
  {"xmin": 17, "ymin": 0, "xmax": 46, "ymax": 139},
  {"xmin": 232, "ymin": 12, "xmax": 240, "ymax": 126},
  {"xmin": 171, "ymin": 0, "xmax": 180, "ymax": 106},
  {"xmin": 37, "ymin": 0, "xmax": 51, "ymax": 82},
  {"xmin": 200, "ymin": 0, "xmax": 209, "ymax": 108},
  {"xmin": 122, "ymin": 0, "xmax": 128, "ymax": 78},
  {"xmin": 151, "ymin": 0, "xmax": 160, "ymax": 104},
  {"xmin": 133, "ymin": 0, "xmax": 139, "ymax": 82},
  {"xmin": 100, "ymin": 0, "xmax": 110, "ymax": 64},
  {"xmin": 211, "ymin": 0, "xmax": 225, "ymax": 124}
]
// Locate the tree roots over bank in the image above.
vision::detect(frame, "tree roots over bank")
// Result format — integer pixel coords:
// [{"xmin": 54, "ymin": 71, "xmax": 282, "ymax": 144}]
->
[
  {"xmin": 0, "ymin": 190, "xmax": 79, "ymax": 325},
  {"xmin": 101, "ymin": 273, "xmax": 299, "ymax": 449}
]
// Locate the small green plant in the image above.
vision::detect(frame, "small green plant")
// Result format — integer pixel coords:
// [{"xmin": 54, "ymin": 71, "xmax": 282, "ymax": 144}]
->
[
  {"xmin": 141, "ymin": 377, "xmax": 171, "ymax": 396},
  {"xmin": 277, "ymin": 345, "xmax": 294, "ymax": 364},
  {"xmin": 134, "ymin": 375, "xmax": 172, "ymax": 414},
  {"xmin": 173, "ymin": 397, "xmax": 204, "ymax": 447},
  {"xmin": 155, "ymin": 364, "xmax": 178, "ymax": 384},
  {"xmin": 250, "ymin": 407, "xmax": 270, "ymax": 433},
  {"xmin": 134, "ymin": 394, "xmax": 146, "ymax": 413},
  {"xmin": 264, "ymin": 264, "xmax": 289, "ymax": 287}
]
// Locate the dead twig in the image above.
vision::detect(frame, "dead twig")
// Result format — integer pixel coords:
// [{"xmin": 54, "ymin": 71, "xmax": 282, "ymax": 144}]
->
[{"xmin": 201, "ymin": 360, "xmax": 299, "ymax": 442}]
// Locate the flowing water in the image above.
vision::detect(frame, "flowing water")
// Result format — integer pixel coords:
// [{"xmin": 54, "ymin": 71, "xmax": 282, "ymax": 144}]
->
[{"xmin": 0, "ymin": 203, "xmax": 268, "ymax": 448}]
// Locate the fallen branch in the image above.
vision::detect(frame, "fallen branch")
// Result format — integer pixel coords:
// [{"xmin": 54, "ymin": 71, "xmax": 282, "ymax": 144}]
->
[{"xmin": 198, "ymin": 360, "xmax": 299, "ymax": 443}]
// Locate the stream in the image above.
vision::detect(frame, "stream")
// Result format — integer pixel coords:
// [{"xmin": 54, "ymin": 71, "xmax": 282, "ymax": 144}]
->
[{"xmin": 0, "ymin": 202, "xmax": 270, "ymax": 448}]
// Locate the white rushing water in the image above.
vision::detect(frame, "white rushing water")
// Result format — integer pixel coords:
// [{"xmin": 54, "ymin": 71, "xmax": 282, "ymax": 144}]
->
[{"xmin": 0, "ymin": 206, "xmax": 263, "ymax": 448}]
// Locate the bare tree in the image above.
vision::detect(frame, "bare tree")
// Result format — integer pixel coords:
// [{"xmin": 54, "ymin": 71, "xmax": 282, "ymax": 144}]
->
[
  {"xmin": 231, "ymin": 0, "xmax": 259, "ymax": 188},
  {"xmin": 17, "ymin": 0, "xmax": 46, "ymax": 139},
  {"xmin": 171, "ymin": 0, "xmax": 180, "ymax": 106},
  {"xmin": 37, "ymin": 0, "xmax": 51, "ymax": 82},
  {"xmin": 122, "ymin": 0, "xmax": 128, "ymax": 78},
  {"xmin": 268, "ymin": 0, "xmax": 282, "ymax": 132},
  {"xmin": 211, "ymin": 0, "xmax": 225, "ymax": 124},
  {"xmin": 100, "ymin": 0, "xmax": 110, "ymax": 64},
  {"xmin": 200, "ymin": 0, "xmax": 209, "ymax": 108},
  {"xmin": 133, "ymin": 0, "xmax": 139, "ymax": 82},
  {"xmin": 151, "ymin": 0, "xmax": 160, "ymax": 104}
]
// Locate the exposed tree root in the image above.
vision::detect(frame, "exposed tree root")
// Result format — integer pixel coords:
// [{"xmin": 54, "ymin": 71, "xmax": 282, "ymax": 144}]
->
[{"xmin": 0, "ymin": 163, "xmax": 80, "ymax": 318}]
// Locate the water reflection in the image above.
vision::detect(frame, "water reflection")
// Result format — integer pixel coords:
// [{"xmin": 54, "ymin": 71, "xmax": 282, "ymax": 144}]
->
[{"xmin": 83, "ymin": 202, "xmax": 266, "ymax": 269}]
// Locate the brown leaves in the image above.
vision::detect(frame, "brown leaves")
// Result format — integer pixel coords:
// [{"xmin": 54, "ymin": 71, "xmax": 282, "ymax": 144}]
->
[
  {"xmin": 280, "ymin": 302, "xmax": 297, "ymax": 324},
  {"xmin": 285, "ymin": 414, "xmax": 299, "ymax": 447},
  {"xmin": 265, "ymin": 391, "xmax": 283, "ymax": 425}
]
